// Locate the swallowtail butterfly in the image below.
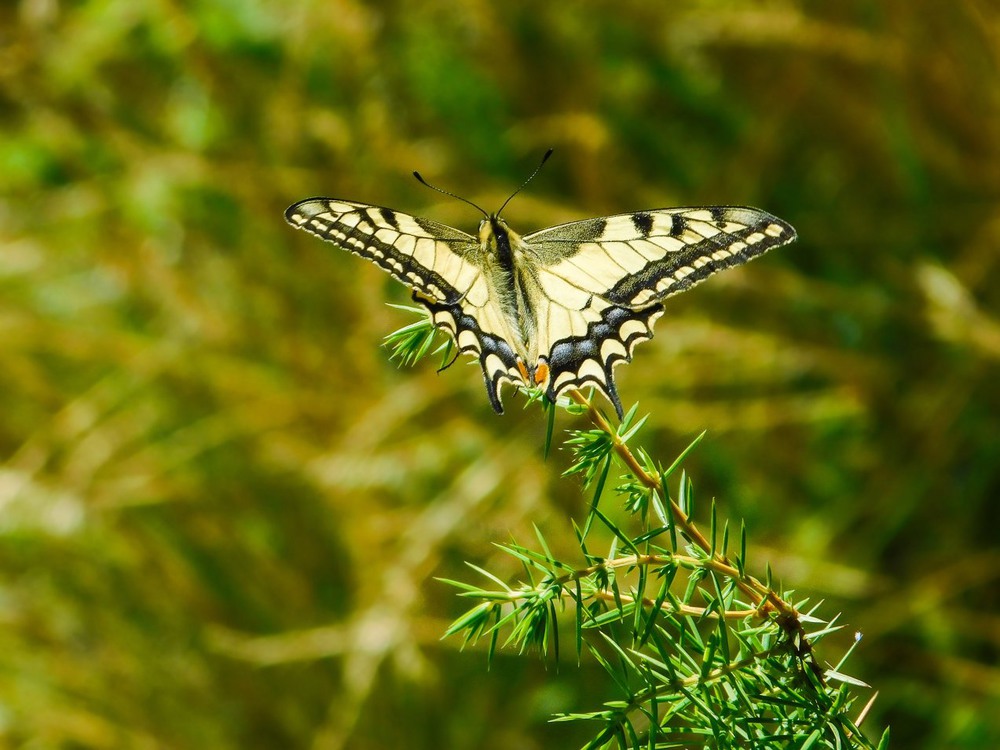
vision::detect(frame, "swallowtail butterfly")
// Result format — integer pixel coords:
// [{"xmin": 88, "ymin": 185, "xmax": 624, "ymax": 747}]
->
[{"xmin": 285, "ymin": 153, "xmax": 796, "ymax": 418}]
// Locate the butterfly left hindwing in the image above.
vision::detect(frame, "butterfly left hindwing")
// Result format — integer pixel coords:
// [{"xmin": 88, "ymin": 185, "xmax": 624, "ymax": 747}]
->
[{"xmin": 520, "ymin": 206, "xmax": 797, "ymax": 416}]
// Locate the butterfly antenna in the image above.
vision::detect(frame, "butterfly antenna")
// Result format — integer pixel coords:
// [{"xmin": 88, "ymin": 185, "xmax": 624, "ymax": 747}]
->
[
  {"xmin": 497, "ymin": 148, "xmax": 554, "ymax": 217},
  {"xmin": 412, "ymin": 171, "xmax": 488, "ymax": 218}
]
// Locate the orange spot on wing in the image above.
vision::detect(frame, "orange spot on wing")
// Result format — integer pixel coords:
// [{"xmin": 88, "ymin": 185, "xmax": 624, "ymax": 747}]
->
[{"xmin": 533, "ymin": 361, "xmax": 549, "ymax": 385}]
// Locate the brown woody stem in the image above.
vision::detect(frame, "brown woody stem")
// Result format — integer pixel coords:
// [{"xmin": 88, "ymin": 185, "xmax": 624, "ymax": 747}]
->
[{"xmin": 568, "ymin": 390, "xmax": 797, "ymax": 621}]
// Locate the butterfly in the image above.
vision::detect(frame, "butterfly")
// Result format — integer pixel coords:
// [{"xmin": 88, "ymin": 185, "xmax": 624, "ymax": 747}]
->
[{"xmin": 285, "ymin": 153, "xmax": 796, "ymax": 418}]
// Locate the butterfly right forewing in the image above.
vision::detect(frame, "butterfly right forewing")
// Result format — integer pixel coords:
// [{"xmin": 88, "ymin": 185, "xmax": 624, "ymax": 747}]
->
[{"xmin": 285, "ymin": 198, "xmax": 481, "ymax": 304}]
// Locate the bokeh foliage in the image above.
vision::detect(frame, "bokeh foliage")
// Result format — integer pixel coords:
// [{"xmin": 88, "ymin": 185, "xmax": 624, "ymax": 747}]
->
[{"xmin": 0, "ymin": 1, "xmax": 997, "ymax": 748}]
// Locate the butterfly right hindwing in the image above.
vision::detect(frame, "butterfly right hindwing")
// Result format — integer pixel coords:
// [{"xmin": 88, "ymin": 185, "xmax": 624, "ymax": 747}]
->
[
  {"xmin": 286, "ymin": 198, "xmax": 529, "ymax": 411},
  {"xmin": 540, "ymin": 301, "xmax": 663, "ymax": 417}
]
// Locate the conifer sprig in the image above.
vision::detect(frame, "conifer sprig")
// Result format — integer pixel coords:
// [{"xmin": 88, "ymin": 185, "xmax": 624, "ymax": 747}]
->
[{"xmin": 392, "ymin": 309, "xmax": 887, "ymax": 749}]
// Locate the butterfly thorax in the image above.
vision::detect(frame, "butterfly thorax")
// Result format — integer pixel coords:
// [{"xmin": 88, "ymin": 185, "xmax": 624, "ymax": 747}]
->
[{"xmin": 478, "ymin": 216, "xmax": 546, "ymax": 383}]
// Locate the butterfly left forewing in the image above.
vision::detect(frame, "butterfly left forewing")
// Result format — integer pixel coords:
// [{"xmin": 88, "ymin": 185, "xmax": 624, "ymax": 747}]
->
[{"xmin": 526, "ymin": 206, "xmax": 796, "ymax": 308}]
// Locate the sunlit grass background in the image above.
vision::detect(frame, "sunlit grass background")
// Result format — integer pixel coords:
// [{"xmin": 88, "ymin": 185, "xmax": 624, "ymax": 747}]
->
[{"xmin": 1, "ymin": 1, "xmax": 997, "ymax": 747}]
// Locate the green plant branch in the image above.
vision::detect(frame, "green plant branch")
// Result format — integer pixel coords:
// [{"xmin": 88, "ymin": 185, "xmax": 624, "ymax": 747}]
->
[
  {"xmin": 475, "ymin": 552, "xmax": 759, "ymax": 619},
  {"xmin": 589, "ymin": 589, "xmax": 757, "ymax": 620},
  {"xmin": 635, "ymin": 642, "xmax": 787, "ymax": 699}
]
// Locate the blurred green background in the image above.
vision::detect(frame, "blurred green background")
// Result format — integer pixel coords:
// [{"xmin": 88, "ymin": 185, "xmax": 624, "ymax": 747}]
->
[{"xmin": 1, "ymin": 0, "xmax": 998, "ymax": 747}]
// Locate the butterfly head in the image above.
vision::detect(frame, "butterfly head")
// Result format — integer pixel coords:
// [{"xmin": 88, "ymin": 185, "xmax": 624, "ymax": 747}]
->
[
  {"xmin": 478, "ymin": 215, "xmax": 525, "ymax": 264},
  {"xmin": 478, "ymin": 214, "xmax": 512, "ymax": 243}
]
